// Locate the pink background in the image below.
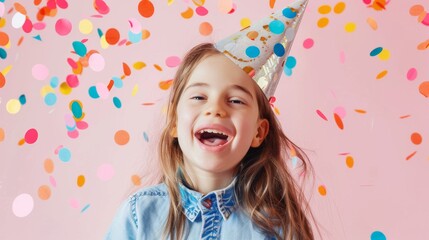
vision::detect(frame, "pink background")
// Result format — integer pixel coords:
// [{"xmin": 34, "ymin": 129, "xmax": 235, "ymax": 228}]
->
[{"xmin": 1, "ymin": 0, "xmax": 428, "ymax": 239}]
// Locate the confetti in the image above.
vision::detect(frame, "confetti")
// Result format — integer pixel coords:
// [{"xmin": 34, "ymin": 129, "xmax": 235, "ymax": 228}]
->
[
  {"xmin": 113, "ymin": 97, "xmax": 122, "ymax": 108},
  {"xmin": 411, "ymin": 132, "xmax": 422, "ymax": 145},
  {"xmin": 94, "ymin": 0, "xmax": 110, "ymax": 15},
  {"xmin": 303, "ymin": 38, "xmax": 314, "ymax": 49},
  {"xmin": 406, "ymin": 151, "xmax": 417, "ymax": 161},
  {"xmin": 105, "ymin": 28, "xmax": 120, "ymax": 45},
  {"xmin": 131, "ymin": 175, "xmax": 141, "ymax": 186},
  {"xmin": 318, "ymin": 185, "xmax": 327, "ymax": 196},
  {"xmin": 165, "ymin": 56, "xmax": 181, "ymax": 67},
  {"xmin": 199, "ymin": 22, "xmax": 213, "ymax": 36},
  {"xmin": 346, "ymin": 155, "xmax": 354, "ymax": 168},
  {"xmin": 334, "ymin": 113, "xmax": 344, "ymax": 130},
  {"xmin": 88, "ymin": 53, "xmax": 105, "ymax": 72},
  {"xmin": 32, "ymin": 64, "xmax": 49, "ymax": 81},
  {"xmin": 138, "ymin": 0, "xmax": 155, "ymax": 18},
  {"xmin": 55, "ymin": 18, "xmax": 72, "ymax": 36},
  {"xmin": 240, "ymin": 18, "xmax": 251, "ymax": 28},
  {"xmin": 196, "ymin": 6, "xmax": 208, "ymax": 16},
  {"xmin": 370, "ymin": 231, "xmax": 386, "ymax": 240},
  {"xmin": 79, "ymin": 19, "xmax": 93, "ymax": 34},
  {"xmin": 38, "ymin": 185, "xmax": 51, "ymax": 200},
  {"xmin": 0, "ymin": 31, "xmax": 9, "ymax": 46},
  {"xmin": 115, "ymin": 130, "xmax": 130, "ymax": 145},
  {"xmin": 318, "ymin": 5, "xmax": 331, "ymax": 14},
  {"xmin": 24, "ymin": 128, "xmax": 38, "ymax": 144},
  {"xmin": 419, "ymin": 81, "xmax": 429, "ymax": 97},
  {"xmin": 44, "ymin": 159, "xmax": 54, "ymax": 173},
  {"xmin": 317, "ymin": 17, "xmax": 329, "ymax": 28},
  {"xmin": 181, "ymin": 7, "xmax": 194, "ymax": 19},
  {"xmin": 0, "ymin": 128, "xmax": 4, "ymax": 142},
  {"xmin": 334, "ymin": 2, "xmax": 346, "ymax": 14},
  {"xmin": 133, "ymin": 61, "xmax": 146, "ymax": 70},
  {"xmin": 81, "ymin": 204, "xmax": 91, "ymax": 213},
  {"xmin": 366, "ymin": 17, "xmax": 378, "ymax": 30},
  {"xmin": 72, "ymin": 41, "xmax": 87, "ymax": 57},
  {"xmin": 77, "ymin": 175, "xmax": 85, "ymax": 187},
  {"xmin": 58, "ymin": 147, "xmax": 72, "ymax": 162},
  {"xmin": 218, "ymin": 0, "xmax": 233, "ymax": 14},
  {"xmin": 12, "ymin": 12, "xmax": 26, "ymax": 29},
  {"xmin": 159, "ymin": 80, "xmax": 173, "ymax": 90},
  {"xmin": 316, "ymin": 109, "xmax": 328, "ymax": 121},
  {"xmin": 6, "ymin": 99, "xmax": 21, "ymax": 114},
  {"xmin": 376, "ymin": 70, "xmax": 388, "ymax": 79},
  {"xmin": 12, "ymin": 194, "xmax": 34, "ymax": 217},
  {"xmin": 344, "ymin": 22, "xmax": 356, "ymax": 33}
]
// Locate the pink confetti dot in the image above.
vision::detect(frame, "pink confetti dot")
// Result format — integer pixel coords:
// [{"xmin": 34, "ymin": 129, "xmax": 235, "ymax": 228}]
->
[
  {"xmin": 196, "ymin": 6, "xmax": 208, "ymax": 16},
  {"xmin": 12, "ymin": 193, "xmax": 34, "ymax": 217},
  {"xmin": 303, "ymin": 38, "xmax": 314, "ymax": 49},
  {"xmin": 66, "ymin": 74, "xmax": 79, "ymax": 88},
  {"xmin": 22, "ymin": 18, "xmax": 33, "ymax": 33},
  {"xmin": 362, "ymin": 0, "xmax": 371, "ymax": 4},
  {"xmin": 165, "ymin": 56, "xmax": 181, "ymax": 67},
  {"xmin": 316, "ymin": 109, "xmax": 328, "ymax": 121},
  {"xmin": 70, "ymin": 198, "xmax": 79, "ymax": 209},
  {"xmin": 55, "ymin": 18, "xmax": 72, "ymax": 36},
  {"xmin": 340, "ymin": 50, "xmax": 346, "ymax": 64},
  {"xmin": 97, "ymin": 163, "xmax": 115, "ymax": 181},
  {"xmin": 33, "ymin": 22, "xmax": 46, "ymax": 30},
  {"xmin": 218, "ymin": 0, "xmax": 233, "ymax": 14},
  {"xmin": 67, "ymin": 129, "xmax": 79, "ymax": 139},
  {"xmin": 128, "ymin": 18, "xmax": 142, "ymax": 34},
  {"xmin": 334, "ymin": 106, "xmax": 347, "ymax": 119},
  {"xmin": 76, "ymin": 120, "xmax": 88, "ymax": 130},
  {"xmin": 422, "ymin": 13, "xmax": 429, "ymax": 26},
  {"xmin": 24, "ymin": 128, "xmax": 38, "ymax": 144},
  {"xmin": 407, "ymin": 68, "xmax": 417, "ymax": 81},
  {"xmin": 49, "ymin": 176, "xmax": 57, "ymax": 187},
  {"xmin": 88, "ymin": 53, "xmax": 105, "ymax": 72},
  {"xmin": 32, "ymin": 64, "xmax": 49, "ymax": 81}
]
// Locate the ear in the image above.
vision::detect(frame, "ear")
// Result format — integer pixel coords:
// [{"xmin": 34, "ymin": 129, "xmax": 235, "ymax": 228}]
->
[
  {"xmin": 251, "ymin": 119, "xmax": 269, "ymax": 147},
  {"xmin": 170, "ymin": 125, "xmax": 178, "ymax": 138}
]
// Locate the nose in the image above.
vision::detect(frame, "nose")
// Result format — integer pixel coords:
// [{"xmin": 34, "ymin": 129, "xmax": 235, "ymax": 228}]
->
[{"xmin": 205, "ymin": 100, "xmax": 227, "ymax": 118}]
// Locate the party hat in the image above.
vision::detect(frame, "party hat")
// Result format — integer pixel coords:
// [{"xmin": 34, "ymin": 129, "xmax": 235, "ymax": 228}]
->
[{"xmin": 215, "ymin": 0, "xmax": 308, "ymax": 98}]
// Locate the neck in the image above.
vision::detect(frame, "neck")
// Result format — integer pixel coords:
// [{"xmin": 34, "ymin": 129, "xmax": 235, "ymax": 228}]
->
[{"xmin": 182, "ymin": 166, "xmax": 235, "ymax": 195}]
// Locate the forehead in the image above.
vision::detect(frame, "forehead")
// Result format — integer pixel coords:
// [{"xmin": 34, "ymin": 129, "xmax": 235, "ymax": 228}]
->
[{"xmin": 186, "ymin": 54, "xmax": 257, "ymax": 93}]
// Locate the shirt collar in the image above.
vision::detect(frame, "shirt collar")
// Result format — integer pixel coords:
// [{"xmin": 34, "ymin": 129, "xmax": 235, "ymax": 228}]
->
[{"xmin": 178, "ymin": 178, "xmax": 238, "ymax": 222}]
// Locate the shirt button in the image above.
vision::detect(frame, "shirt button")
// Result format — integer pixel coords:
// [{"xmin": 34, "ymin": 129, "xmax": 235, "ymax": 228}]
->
[{"xmin": 202, "ymin": 198, "xmax": 212, "ymax": 209}]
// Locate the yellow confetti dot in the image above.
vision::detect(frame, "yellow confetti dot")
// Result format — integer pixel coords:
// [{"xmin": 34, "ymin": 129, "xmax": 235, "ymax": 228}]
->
[
  {"xmin": 193, "ymin": 0, "xmax": 205, "ymax": 6},
  {"xmin": 240, "ymin": 18, "xmax": 251, "ymax": 28},
  {"xmin": 376, "ymin": 70, "xmax": 388, "ymax": 79},
  {"xmin": 77, "ymin": 175, "xmax": 85, "ymax": 187},
  {"xmin": 317, "ymin": 17, "xmax": 329, "ymax": 28},
  {"xmin": 334, "ymin": 2, "xmax": 346, "ymax": 14},
  {"xmin": 133, "ymin": 61, "xmax": 146, "ymax": 70},
  {"xmin": 100, "ymin": 35, "xmax": 109, "ymax": 49},
  {"xmin": 6, "ymin": 99, "xmax": 21, "ymax": 114},
  {"xmin": 132, "ymin": 84, "xmax": 139, "ymax": 96},
  {"xmin": 0, "ymin": 18, "xmax": 6, "ymax": 28},
  {"xmin": 366, "ymin": 17, "xmax": 378, "ymax": 30},
  {"xmin": 346, "ymin": 155, "xmax": 354, "ymax": 168},
  {"xmin": 318, "ymin": 5, "xmax": 331, "ymax": 14},
  {"xmin": 344, "ymin": 22, "xmax": 356, "ymax": 33},
  {"xmin": 59, "ymin": 82, "xmax": 72, "ymax": 95},
  {"xmin": 378, "ymin": 48, "xmax": 390, "ymax": 60},
  {"xmin": 168, "ymin": 0, "xmax": 175, "ymax": 6},
  {"xmin": 1, "ymin": 65, "xmax": 12, "ymax": 75},
  {"xmin": 318, "ymin": 185, "xmax": 327, "ymax": 196},
  {"xmin": 40, "ymin": 85, "xmax": 55, "ymax": 97},
  {"xmin": 79, "ymin": 19, "xmax": 93, "ymax": 35}
]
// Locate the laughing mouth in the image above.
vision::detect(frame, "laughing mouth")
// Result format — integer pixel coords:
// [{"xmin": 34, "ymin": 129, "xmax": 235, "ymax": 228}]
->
[{"xmin": 195, "ymin": 129, "xmax": 230, "ymax": 146}]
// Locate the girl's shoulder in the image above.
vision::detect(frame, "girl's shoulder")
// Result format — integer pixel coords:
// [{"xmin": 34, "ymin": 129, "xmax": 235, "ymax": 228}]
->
[{"xmin": 128, "ymin": 182, "xmax": 169, "ymax": 204}]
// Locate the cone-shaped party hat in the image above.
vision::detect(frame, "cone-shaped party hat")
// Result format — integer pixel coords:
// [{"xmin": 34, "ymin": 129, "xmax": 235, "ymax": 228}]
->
[{"xmin": 215, "ymin": 0, "xmax": 308, "ymax": 98}]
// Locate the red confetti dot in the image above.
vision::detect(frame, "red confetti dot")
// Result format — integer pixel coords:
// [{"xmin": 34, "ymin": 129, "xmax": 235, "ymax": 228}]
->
[
  {"xmin": 0, "ymin": 72, "xmax": 5, "ymax": 88},
  {"xmin": 138, "ymin": 0, "xmax": 154, "ymax": 18},
  {"xmin": 105, "ymin": 28, "xmax": 120, "ymax": 45},
  {"xmin": 24, "ymin": 128, "xmax": 38, "ymax": 144}
]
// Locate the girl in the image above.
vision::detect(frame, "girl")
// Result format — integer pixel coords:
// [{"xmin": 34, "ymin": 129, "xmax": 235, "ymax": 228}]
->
[{"xmin": 106, "ymin": 1, "xmax": 315, "ymax": 239}]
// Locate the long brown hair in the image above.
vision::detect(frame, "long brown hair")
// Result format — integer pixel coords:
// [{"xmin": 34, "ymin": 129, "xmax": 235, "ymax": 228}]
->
[{"xmin": 158, "ymin": 43, "xmax": 315, "ymax": 240}]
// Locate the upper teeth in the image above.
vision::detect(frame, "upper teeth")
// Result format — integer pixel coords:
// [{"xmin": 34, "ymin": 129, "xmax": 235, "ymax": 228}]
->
[{"xmin": 199, "ymin": 129, "xmax": 227, "ymax": 136}]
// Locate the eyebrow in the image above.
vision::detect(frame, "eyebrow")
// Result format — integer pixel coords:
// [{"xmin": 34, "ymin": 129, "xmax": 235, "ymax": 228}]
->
[{"xmin": 184, "ymin": 82, "xmax": 254, "ymax": 100}]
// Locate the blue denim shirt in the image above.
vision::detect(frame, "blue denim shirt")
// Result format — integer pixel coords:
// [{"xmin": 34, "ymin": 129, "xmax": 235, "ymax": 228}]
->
[{"xmin": 105, "ymin": 179, "xmax": 276, "ymax": 239}]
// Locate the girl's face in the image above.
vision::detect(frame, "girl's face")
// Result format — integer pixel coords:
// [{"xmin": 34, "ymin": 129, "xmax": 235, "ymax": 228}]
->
[{"xmin": 175, "ymin": 53, "xmax": 268, "ymax": 180}]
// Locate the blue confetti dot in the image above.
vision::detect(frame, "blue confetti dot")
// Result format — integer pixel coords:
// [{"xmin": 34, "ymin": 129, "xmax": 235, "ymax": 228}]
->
[
  {"xmin": 71, "ymin": 101, "xmax": 83, "ymax": 119},
  {"xmin": 81, "ymin": 204, "xmax": 90, "ymax": 213},
  {"xmin": 370, "ymin": 47, "xmax": 383, "ymax": 57},
  {"xmin": 371, "ymin": 231, "xmax": 386, "ymax": 240},
  {"xmin": 19, "ymin": 94, "xmax": 26, "ymax": 105},
  {"xmin": 282, "ymin": 8, "xmax": 297, "ymax": 18},
  {"xmin": 284, "ymin": 67, "xmax": 292, "ymax": 76},
  {"xmin": 0, "ymin": 48, "xmax": 7, "ymax": 59},
  {"xmin": 33, "ymin": 35, "xmax": 42, "ymax": 41},
  {"xmin": 273, "ymin": 43, "xmax": 285, "ymax": 57},
  {"xmin": 59, "ymin": 147, "xmax": 71, "ymax": 162},
  {"xmin": 113, "ymin": 97, "xmax": 122, "ymax": 108},
  {"xmin": 245, "ymin": 46, "xmax": 260, "ymax": 58},
  {"xmin": 97, "ymin": 28, "xmax": 103, "ymax": 38},
  {"xmin": 72, "ymin": 41, "xmax": 87, "ymax": 57},
  {"xmin": 88, "ymin": 86, "xmax": 100, "ymax": 99},
  {"xmin": 112, "ymin": 76, "xmax": 123, "ymax": 88},
  {"xmin": 66, "ymin": 123, "xmax": 76, "ymax": 131},
  {"xmin": 44, "ymin": 93, "xmax": 57, "ymax": 106},
  {"xmin": 128, "ymin": 31, "xmax": 142, "ymax": 44},
  {"xmin": 50, "ymin": 76, "xmax": 59, "ymax": 88},
  {"xmin": 143, "ymin": 132, "xmax": 149, "ymax": 142},
  {"xmin": 285, "ymin": 56, "xmax": 297, "ymax": 69},
  {"xmin": 269, "ymin": 20, "xmax": 285, "ymax": 34}
]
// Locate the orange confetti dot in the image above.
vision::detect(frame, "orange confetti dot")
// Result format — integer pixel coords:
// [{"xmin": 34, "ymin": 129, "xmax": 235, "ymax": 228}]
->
[
  {"xmin": 138, "ymin": 0, "xmax": 155, "ymax": 18},
  {"xmin": 317, "ymin": 17, "xmax": 329, "ymax": 28},
  {"xmin": 376, "ymin": 70, "xmax": 388, "ymax": 79},
  {"xmin": 0, "ymin": 72, "xmax": 5, "ymax": 88},
  {"xmin": 154, "ymin": 64, "xmax": 163, "ymax": 71},
  {"xmin": 38, "ymin": 185, "xmax": 51, "ymax": 200},
  {"xmin": 18, "ymin": 138, "xmax": 25, "ymax": 146},
  {"xmin": 0, "ymin": 128, "xmax": 4, "ymax": 142},
  {"xmin": 17, "ymin": 36, "xmax": 24, "ymax": 46},
  {"xmin": 346, "ymin": 155, "xmax": 354, "ymax": 168},
  {"xmin": 107, "ymin": 79, "xmax": 114, "ymax": 91},
  {"xmin": 406, "ymin": 151, "xmax": 417, "ymax": 161},
  {"xmin": 419, "ymin": 81, "xmax": 429, "ymax": 97},
  {"xmin": 123, "ymin": 62, "xmax": 131, "ymax": 76},
  {"xmin": 114, "ymin": 130, "xmax": 130, "ymax": 145},
  {"xmin": 105, "ymin": 28, "xmax": 120, "ymax": 45},
  {"xmin": 411, "ymin": 132, "xmax": 422, "ymax": 145},
  {"xmin": 354, "ymin": 109, "xmax": 367, "ymax": 114},
  {"xmin": 370, "ymin": 0, "xmax": 387, "ymax": 11},
  {"xmin": 318, "ymin": 5, "xmax": 331, "ymax": 14},
  {"xmin": 44, "ymin": 158, "xmax": 54, "ymax": 173},
  {"xmin": 142, "ymin": 29, "xmax": 151, "ymax": 40},
  {"xmin": 269, "ymin": 0, "xmax": 276, "ymax": 9},
  {"xmin": 131, "ymin": 175, "xmax": 141, "ymax": 186},
  {"xmin": 34, "ymin": 0, "xmax": 42, "ymax": 6},
  {"xmin": 318, "ymin": 185, "xmax": 327, "ymax": 196},
  {"xmin": 181, "ymin": 7, "xmax": 194, "ymax": 19},
  {"xmin": 0, "ymin": 32, "xmax": 9, "ymax": 46},
  {"xmin": 159, "ymin": 79, "xmax": 173, "ymax": 90},
  {"xmin": 366, "ymin": 17, "xmax": 378, "ymax": 30},
  {"xmin": 400, "ymin": 115, "xmax": 411, "ymax": 119},
  {"xmin": 410, "ymin": 5, "xmax": 424, "ymax": 16},
  {"xmin": 333, "ymin": 2, "xmax": 346, "ymax": 14},
  {"xmin": 417, "ymin": 12, "xmax": 427, "ymax": 23},
  {"xmin": 199, "ymin": 22, "xmax": 213, "ymax": 36},
  {"xmin": 77, "ymin": 175, "xmax": 85, "ymax": 187},
  {"xmin": 14, "ymin": 2, "xmax": 27, "ymax": 15},
  {"xmin": 334, "ymin": 113, "xmax": 344, "ymax": 130},
  {"xmin": 417, "ymin": 39, "xmax": 429, "ymax": 50}
]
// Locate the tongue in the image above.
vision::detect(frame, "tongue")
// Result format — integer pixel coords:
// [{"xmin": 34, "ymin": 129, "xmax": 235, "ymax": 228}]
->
[{"xmin": 201, "ymin": 138, "xmax": 227, "ymax": 146}]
